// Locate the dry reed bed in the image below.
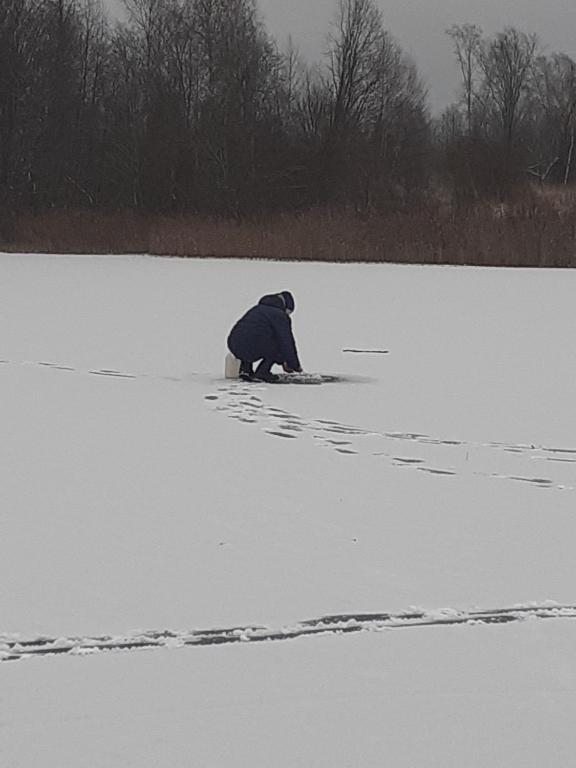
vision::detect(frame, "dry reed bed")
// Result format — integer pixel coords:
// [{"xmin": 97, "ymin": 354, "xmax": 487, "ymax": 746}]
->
[{"xmin": 4, "ymin": 189, "xmax": 576, "ymax": 267}]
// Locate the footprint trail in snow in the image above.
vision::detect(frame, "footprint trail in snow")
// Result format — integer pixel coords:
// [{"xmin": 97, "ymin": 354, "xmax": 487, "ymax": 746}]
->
[
  {"xmin": 3, "ymin": 357, "xmax": 574, "ymax": 493},
  {"xmin": 205, "ymin": 382, "xmax": 576, "ymax": 493}
]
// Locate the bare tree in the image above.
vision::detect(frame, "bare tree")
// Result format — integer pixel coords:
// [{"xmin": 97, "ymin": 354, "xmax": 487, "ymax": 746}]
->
[
  {"xmin": 328, "ymin": 0, "xmax": 383, "ymax": 133},
  {"xmin": 360, "ymin": 40, "xmax": 428, "ymax": 206},
  {"xmin": 320, "ymin": 0, "xmax": 428, "ymax": 207},
  {"xmin": 530, "ymin": 53, "xmax": 576, "ymax": 183},
  {"xmin": 441, "ymin": 25, "xmax": 541, "ymax": 201},
  {"xmin": 446, "ymin": 23, "xmax": 482, "ymax": 135},
  {"xmin": 477, "ymin": 27, "xmax": 538, "ymax": 147},
  {"xmin": 0, "ymin": 0, "xmax": 40, "ymax": 226}
]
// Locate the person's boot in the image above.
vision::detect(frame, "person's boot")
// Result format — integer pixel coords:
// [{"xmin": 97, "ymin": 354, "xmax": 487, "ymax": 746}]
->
[
  {"xmin": 239, "ymin": 361, "xmax": 254, "ymax": 381},
  {"xmin": 254, "ymin": 361, "xmax": 279, "ymax": 383}
]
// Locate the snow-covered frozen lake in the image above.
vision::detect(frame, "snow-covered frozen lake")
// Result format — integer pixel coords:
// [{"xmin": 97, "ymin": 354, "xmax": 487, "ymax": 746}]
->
[{"xmin": 2, "ymin": 253, "xmax": 575, "ymax": 766}]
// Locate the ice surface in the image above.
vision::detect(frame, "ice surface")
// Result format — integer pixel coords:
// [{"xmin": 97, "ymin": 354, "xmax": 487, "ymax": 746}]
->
[{"xmin": 2, "ymin": 253, "xmax": 575, "ymax": 766}]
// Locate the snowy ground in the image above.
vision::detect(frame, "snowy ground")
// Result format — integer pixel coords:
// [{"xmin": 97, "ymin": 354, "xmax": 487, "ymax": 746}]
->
[{"xmin": 2, "ymin": 253, "xmax": 575, "ymax": 766}]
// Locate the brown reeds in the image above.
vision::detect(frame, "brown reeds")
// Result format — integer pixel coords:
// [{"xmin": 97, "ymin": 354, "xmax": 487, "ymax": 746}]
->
[{"xmin": 3, "ymin": 186, "xmax": 576, "ymax": 267}]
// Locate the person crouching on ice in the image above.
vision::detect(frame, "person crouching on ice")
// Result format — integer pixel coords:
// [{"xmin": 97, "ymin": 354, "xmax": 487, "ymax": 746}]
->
[{"xmin": 228, "ymin": 291, "xmax": 303, "ymax": 382}]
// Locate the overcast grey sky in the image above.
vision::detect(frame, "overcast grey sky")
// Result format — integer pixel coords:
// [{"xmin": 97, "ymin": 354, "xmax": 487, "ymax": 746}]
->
[{"xmin": 105, "ymin": 0, "xmax": 576, "ymax": 112}]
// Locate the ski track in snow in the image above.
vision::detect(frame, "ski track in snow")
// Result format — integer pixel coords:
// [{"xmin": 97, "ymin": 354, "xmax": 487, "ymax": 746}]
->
[
  {"xmin": 205, "ymin": 382, "xmax": 576, "ymax": 493},
  {"xmin": 2, "ymin": 604, "xmax": 575, "ymax": 664}
]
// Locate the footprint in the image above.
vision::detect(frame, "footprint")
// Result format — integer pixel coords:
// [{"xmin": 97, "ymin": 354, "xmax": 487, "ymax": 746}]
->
[
  {"xmin": 326, "ymin": 440, "xmax": 353, "ymax": 446},
  {"xmin": 279, "ymin": 423, "xmax": 304, "ymax": 432},
  {"xmin": 89, "ymin": 370, "xmax": 136, "ymax": 379},
  {"xmin": 342, "ymin": 349, "xmax": 389, "ymax": 354},
  {"xmin": 509, "ymin": 476, "xmax": 553, "ymax": 487},
  {"xmin": 265, "ymin": 430, "xmax": 298, "ymax": 440},
  {"xmin": 385, "ymin": 432, "xmax": 430, "ymax": 442},
  {"xmin": 417, "ymin": 467, "xmax": 456, "ymax": 476},
  {"xmin": 420, "ymin": 438, "xmax": 462, "ymax": 447},
  {"xmin": 319, "ymin": 426, "xmax": 366, "ymax": 437}
]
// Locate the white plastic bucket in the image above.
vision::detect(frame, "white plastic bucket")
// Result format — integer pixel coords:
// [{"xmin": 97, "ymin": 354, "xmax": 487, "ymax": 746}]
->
[{"xmin": 225, "ymin": 352, "xmax": 241, "ymax": 379}]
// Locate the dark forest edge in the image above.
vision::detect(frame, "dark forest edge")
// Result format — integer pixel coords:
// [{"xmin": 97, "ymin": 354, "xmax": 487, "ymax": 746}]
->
[{"xmin": 2, "ymin": 0, "xmax": 576, "ymax": 266}]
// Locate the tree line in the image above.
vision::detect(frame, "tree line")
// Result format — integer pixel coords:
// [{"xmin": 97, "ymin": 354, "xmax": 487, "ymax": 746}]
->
[
  {"xmin": 1, "ymin": 0, "xmax": 576, "ymax": 232},
  {"xmin": 439, "ymin": 24, "xmax": 576, "ymax": 200}
]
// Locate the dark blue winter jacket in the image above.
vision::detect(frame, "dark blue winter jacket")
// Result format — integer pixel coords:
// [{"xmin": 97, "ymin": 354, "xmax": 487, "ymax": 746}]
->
[{"xmin": 227, "ymin": 293, "xmax": 301, "ymax": 370}]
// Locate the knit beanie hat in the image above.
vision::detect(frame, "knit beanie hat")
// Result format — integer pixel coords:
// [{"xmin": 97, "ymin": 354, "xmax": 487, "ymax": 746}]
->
[{"xmin": 279, "ymin": 291, "xmax": 295, "ymax": 313}]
